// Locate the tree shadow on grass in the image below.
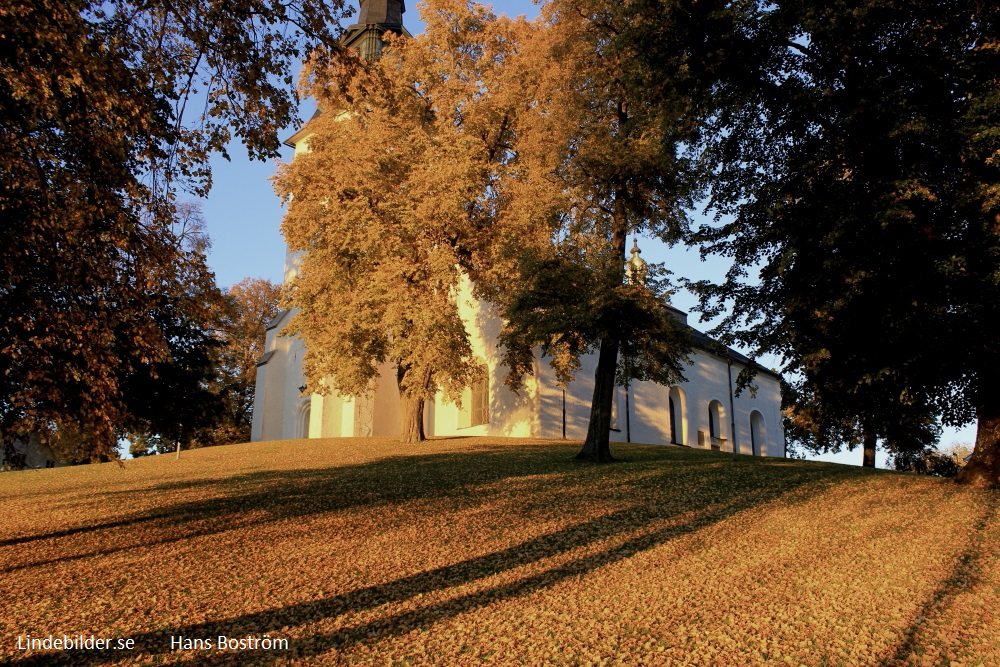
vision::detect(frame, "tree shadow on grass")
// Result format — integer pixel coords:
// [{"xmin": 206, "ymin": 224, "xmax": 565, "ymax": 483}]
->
[
  {"xmin": 0, "ymin": 441, "xmax": 716, "ymax": 554},
  {"xmin": 3, "ymin": 445, "xmax": 868, "ymax": 666},
  {"xmin": 1, "ymin": 443, "xmax": 583, "ymax": 567},
  {"xmin": 877, "ymin": 493, "xmax": 999, "ymax": 667}
]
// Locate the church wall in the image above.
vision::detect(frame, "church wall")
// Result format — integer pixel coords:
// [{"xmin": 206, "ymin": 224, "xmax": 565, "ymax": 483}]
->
[
  {"xmin": 531, "ymin": 345, "xmax": 784, "ymax": 456},
  {"xmin": 251, "ymin": 286, "xmax": 784, "ymax": 456},
  {"xmin": 314, "ymin": 392, "xmax": 343, "ymax": 437},
  {"xmin": 731, "ymin": 365, "xmax": 784, "ymax": 457},
  {"xmin": 248, "ymin": 2, "xmax": 786, "ymax": 457},
  {"xmin": 536, "ymin": 353, "xmax": 611, "ymax": 441},
  {"xmin": 341, "ymin": 397, "xmax": 357, "ymax": 437},
  {"xmin": 678, "ymin": 350, "xmax": 785, "ymax": 456},
  {"xmin": 626, "ymin": 381, "xmax": 674, "ymax": 445},
  {"xmin": 250, "ymin": 361, "xmax": 268, "ymax": 442},
  {"xmin": 427, "ymin": 277, "xmax": 539, "ymax": 438},
  {"xmin": 308, "ymin": 393, "xmax": 325, "ymax": 437},
  {"xmin": 683, "ymin": 351, "xmax": 735, "ymax": 450},
  {"xmin": 252, "ymin": 313, "xmax": 311, "ymax": 441},
  {"xmin": 252, "ymin": 327, "xmax": 285, "ymax": 441}
]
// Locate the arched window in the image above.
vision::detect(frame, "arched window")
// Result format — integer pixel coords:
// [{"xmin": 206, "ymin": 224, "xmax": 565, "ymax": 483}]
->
[
  {"xmin": 750, "ymin": 410, "xmax": 766, "ymax": 456},
  {"xmin": 669, "ymin": 397, "xmax": 677, "ymax": 444},
  {"xmin": 708, "ymin": 402, "xmax": 719, "ymax": 438},
  {"xmin": 668, "ymin": 386, "xmax": 686, "ymax": 445},
  {"xmin": 708, "ymin": 400, "xmax": 726, "ymax": 447},
  {"xmin": 298, "ymin": 400, "xmax": 311, "ymax": 439}
]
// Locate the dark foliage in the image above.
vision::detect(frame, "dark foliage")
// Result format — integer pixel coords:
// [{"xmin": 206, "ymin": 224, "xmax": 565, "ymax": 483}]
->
[{"xmin": 1, "ymin": 0, "xmax": 347, "ymax": 459}]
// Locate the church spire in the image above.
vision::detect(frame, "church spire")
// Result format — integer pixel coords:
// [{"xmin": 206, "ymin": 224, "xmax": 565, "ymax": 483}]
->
[
  {"xmin": 626, "ymin": 238, "xmax": 648, "ymax": 285},
  {"xmin": 358, "ymin": 0, "xmax": 405, "ymax": 26},
  {"xmin": 343, "ymin": 0, "xmax": 409, "ymax": 60}
]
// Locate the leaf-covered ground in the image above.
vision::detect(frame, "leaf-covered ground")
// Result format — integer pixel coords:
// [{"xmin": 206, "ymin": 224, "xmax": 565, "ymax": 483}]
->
[{"xmin": 1, "ymin": 437, "xmax": 998, "ymax": 666}]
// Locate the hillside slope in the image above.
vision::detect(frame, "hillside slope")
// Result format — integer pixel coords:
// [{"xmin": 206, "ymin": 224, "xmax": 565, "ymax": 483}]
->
[{"xmin": 1, "ymin": 437, "xmax": 997, "ymax": 666}]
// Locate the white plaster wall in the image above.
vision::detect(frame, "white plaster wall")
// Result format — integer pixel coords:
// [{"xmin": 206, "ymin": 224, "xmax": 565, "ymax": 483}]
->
[
  {"xmin": 531, "ymin": 345, "xmax": 785, "ymax": 457},
  {"xmin": 683, "ymin": 350, "xmax": 735, "ymax": 450},
  {"xmin": 429, "ymin": 277, "xmax": 539, "ymax": 438},
  {"xmin": 730, "ymin": 367, "xmax": 785, "ymax": 458},
  {"xmin": 672, "ymin": 351, "xmax": 785, "ymax": 456},
  {"xmin": 250, "ymin": 309, "xmax": 310, "ymax": 442},
  {"xmin": 251, "ymin": 294, "xmax": 786, "ymax": 457}
]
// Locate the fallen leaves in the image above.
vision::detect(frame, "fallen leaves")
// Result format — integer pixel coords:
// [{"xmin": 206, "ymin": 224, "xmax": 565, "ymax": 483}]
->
[{"xmin": 0, "ymin": 438, "xmax": 997, "ymax": 666}]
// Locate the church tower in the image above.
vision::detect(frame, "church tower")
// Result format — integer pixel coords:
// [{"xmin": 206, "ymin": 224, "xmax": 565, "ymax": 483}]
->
[
  {"xmin": 342, "ymin": 0, "xmax": 410, "ymax": 60},
  {"xmin": 252, "ymin": 0, "xmax": 413, "ymax": 443}
]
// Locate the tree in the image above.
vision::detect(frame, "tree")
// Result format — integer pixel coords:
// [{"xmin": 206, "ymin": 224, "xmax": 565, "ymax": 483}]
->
[
  {"xmin": 784, "ymin": 376, "xmax": 941, "ymax": 468},
  {"xmin": 127, "ymin": 273, "xmax": 281, "ymax": 457},
  {"xmin": 278, "ymin": 0, "xmax": 522, "ymax": 442},
  {"xmin": 215, "ymin": 278, "xmax": 282, "ymax": 444},
  {"xmin": 121, "ymin": 204, "xmax": 229, "ymax": 456},
  {"xmin": 1, "ymin": 0, "xmax": 348, "ymax": 459},
  {"xmin": 492, "ymin": 0, "xmax": 712, "ymax": 461},
  {"xmin": 891, "ymin": 444, "xmax": 963, "ymax": 478},
  {"xmin": 691, "ymin": 0, "xmax": 1000, "ymax": 482}
]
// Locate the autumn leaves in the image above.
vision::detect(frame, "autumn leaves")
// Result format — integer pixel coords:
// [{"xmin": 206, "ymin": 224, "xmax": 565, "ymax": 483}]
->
[{"xmin": 279, "ymin": 0, "xmax": 698, "ymax": 453}]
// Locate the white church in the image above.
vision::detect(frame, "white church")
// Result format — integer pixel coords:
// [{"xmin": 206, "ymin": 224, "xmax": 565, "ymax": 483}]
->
[{"xmin": 250, "ymin": 0, "xmax": 786, "ymax": 458}]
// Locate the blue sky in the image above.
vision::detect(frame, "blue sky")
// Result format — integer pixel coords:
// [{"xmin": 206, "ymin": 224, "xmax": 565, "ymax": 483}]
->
[{"xmin": 194, "ymin": 0, "xmax": 977, "ymax": 466}]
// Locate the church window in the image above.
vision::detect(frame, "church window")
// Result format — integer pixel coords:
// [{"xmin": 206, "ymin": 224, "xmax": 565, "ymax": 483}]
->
[
  {"xmin": 459, "ymin": 362, "xmax": 490, "ymax": 428},
  {"xmin": 471, "ymin": 364, "xmax": 489, "ymax": 426},
  {"xmin": 750, "ymin": 410, "xmax": 766, "ymax": 455},
  {"xmin": 708, "ymin": 400, "xmax": 725, "ymax": 440},
  {"xmin": 297, "ymin": 400, "xmax": 312, "ymax": 439},
  {"xmin": 668, "ymin": 386, "xmax": 686, "ymax": 445},
  {"xmin": 669, "ymin": 397, "xmax": 677, "ymax": 443}
]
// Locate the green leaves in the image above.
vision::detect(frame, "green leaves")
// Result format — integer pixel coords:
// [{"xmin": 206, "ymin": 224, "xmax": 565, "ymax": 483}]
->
[{"xmin": 692, "ymin": 0, "xmax": 1000, "ymax": 468}]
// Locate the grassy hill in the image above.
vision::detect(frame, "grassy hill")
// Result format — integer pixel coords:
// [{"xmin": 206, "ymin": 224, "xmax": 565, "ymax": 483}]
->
[{"xmin": 1, "ymin": 437, "xmax": 997, "ymax": 666}]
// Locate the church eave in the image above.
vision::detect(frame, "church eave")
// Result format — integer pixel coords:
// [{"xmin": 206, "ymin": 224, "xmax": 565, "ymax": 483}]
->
[{"xmin": 687, "ymin": 326, "xmax": 783, "ymax": 381}]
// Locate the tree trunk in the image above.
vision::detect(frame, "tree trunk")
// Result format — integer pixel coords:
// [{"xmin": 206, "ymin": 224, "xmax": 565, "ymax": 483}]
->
[
  {"xmin": 577, "ymin": 337, "xmax": 619, "ymax": 462},
  {"xmin": 956, "ymin": 393, "xmax": 1000, "ymax": 487},
  {"xmin": 399, "ymin": 394, "xmax": 426, "ymax": 443},
  {"xmin": 576, "ymin": 188, "xmax": 628, "ymax": 463},
  {"xmin": 397, "ymin": 363, "xmax": 427, "ymax": 444},
  {"xmin": 862, "ymin": 426, "xmax": 877, "ymax": 468}
]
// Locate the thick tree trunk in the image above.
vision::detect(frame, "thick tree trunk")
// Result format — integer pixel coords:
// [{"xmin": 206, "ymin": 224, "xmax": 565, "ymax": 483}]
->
[
  {"xmin": 577, "ymin": 337, "xmax": 619, "ymax": 462},
  {"xmin": 862, "ymin": 426, "xmax": 877, "ymax": 468},
  {"xmin": 397, "ymin": 363, "xmax": 427, "ymax": 444},
  {"xmin": 399, "ymin": 394, "xmax": 426, "ymax": 443},
  {"xmin": 956, "ymin": 394, "xmax": 1000, "ymax": 487}
]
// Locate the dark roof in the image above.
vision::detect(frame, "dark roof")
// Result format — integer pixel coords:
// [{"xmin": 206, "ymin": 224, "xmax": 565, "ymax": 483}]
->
[
  {"xmin": 284, "ymin": 109, "xmax": 323, "ymax": 148},
  {"xmin": 255, "ymin": 350, "xmax": 276, "ymax": 367},
  {"xmin": 358, "ymin": 0, "xmax": 405, "ymax": 25},
  {"xmin": 687, "ymin": 325, "xmax": 782, "ymax": 381},
  {"xmin": 265, "ymin": 309, "xmax": 290, "ymax": 331}
]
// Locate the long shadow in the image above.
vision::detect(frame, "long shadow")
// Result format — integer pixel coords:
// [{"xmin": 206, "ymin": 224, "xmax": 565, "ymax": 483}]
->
[
  {"xmin": 1, "ymin": 441, "xmax": 770, "ymax": 558},
  {"xmin": 0, "ymin": 446, "xmax": 744, "ymax": 574},
  {"xmin": 1, "ymin": 444, "xmax": 588, "ymax": 570},
  {"xmin": 878, "ymin": 493, "xmax": 999, "ymax": 666},
  {"xmin": 3, "ymin": 449, "xmax": 859, "ymax": 667}
]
